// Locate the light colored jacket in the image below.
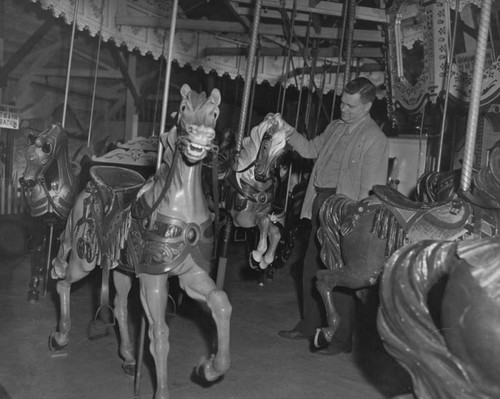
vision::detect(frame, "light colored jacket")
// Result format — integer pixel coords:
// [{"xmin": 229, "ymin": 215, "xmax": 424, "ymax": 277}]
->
[{"xmin": 288, "ymin": 115, "xmax": 389, "ymax": 219}]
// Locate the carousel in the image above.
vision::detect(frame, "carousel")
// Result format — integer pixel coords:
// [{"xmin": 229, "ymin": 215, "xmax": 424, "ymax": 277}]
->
[{"xmin": 0, "ymin": 0, "xmax": 499, "ymax": 398}]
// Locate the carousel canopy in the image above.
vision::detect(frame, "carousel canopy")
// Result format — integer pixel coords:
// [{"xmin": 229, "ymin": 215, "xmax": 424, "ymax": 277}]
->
[{"xmin": 29, "ymin": 0, "xmax": 388, "ymax": 93}]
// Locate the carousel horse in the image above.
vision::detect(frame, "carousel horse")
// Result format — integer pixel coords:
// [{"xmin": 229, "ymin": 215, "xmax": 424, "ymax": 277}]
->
[
  {"xmin": 49, "ymin": 84, "xmax": 231, "ymax": 399},
  {"xmin": 312, "ymin": 140, "xmax": 500, "ymax": 350},
  {"xmin": 223, "ymin": 113, "xmax": 287, "ymax": 270},
  {"xmin": 378, "ymin": 236, "xmax": 500, "ymax": 399},
  {"xmin": 19, "ymin": 124, "xmax": 79, "ymax": 302}
]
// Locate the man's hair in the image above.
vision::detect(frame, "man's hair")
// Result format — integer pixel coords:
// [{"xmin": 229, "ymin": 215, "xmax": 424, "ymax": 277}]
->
[{"xmin": 344, "ymin": 77, "xmax": 376, "ymax": 104}]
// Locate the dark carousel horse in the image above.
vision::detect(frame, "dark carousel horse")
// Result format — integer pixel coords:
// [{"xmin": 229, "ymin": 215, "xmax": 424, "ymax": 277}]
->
[
  {"xmin": 222, "ymin": 113, "xmax": 288, "ymax": 270},
  {"xmin": 49, "ymin": 84, "xmax": 231, "ymax": 399},
  {"xmin": 312, "ymin": 140, "xmax": 500, "ymax": 350},
  {"xmin": 378, "ymin": 236, "xmax": 500, "ymax": 398},
  {"xmin": 19, "ymin": 124, "xmax": 79, "ymax": 302}
]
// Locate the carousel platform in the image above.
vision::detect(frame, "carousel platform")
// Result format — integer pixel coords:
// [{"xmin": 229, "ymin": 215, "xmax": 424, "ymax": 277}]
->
[{"xmin": 0, "ymin": 225, "xmax": 412, "ymax": 399}]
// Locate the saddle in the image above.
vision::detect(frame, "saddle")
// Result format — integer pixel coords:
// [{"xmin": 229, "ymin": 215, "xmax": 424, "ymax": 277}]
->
[
  {"xmin": 372, "ymin": 185, "xmax": 472, "ymax": 242},
  {"xmin": 226, "ymin": 172, "xmax": 275, "ymax": 211},
  {"xmin": 80, "ymin": 166, "xmax": 145, "ymax": 261}
]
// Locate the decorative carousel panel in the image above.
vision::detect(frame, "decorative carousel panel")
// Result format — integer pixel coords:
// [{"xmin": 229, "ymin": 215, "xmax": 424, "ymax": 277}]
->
[
  {"xmin": 387, "ymin": 0, "xmax": 446, "ymax": 113},
  {"xmin": 446, "ymin": 1, "xmax": 500, "ymax": 106}
]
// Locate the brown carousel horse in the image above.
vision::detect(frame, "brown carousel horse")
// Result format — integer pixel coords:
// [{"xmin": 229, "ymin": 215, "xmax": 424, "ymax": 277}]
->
[
  {"xmin": 19, "ymin": 124, "xmax": 79, "ymax": 302},
  {"xmin": 312, "ymin": 140, "xmax": 500, "ymax": 350},
  {"xmin": 378, "ymin": 236, "xmax": 500, "ymax": 398},
  {"xmin": 223, "ymin": 113, "xmax": 287, "ymax": 270},
  {"xmin": 49, "ymin": 84, "xmax": 231, "ymax": 399}
]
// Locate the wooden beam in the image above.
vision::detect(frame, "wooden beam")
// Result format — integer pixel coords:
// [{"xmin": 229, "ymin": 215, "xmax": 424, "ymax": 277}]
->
[
  {"xmin": 108, "ymin": 45, "xmax": 141, "ymax": 107},
  {"xmin": 115, "ymin": 15, "xmax": 383, "ymax": 42},
  {"xmin": 27, "ymin": 68, "xmax": 123, "ymax": 80},
  {"xmin": 30, "ymin": 76, "xmax": 121, "ymax": 101},
  {"xmin": 204, "ymin": 46, "xmax": 384, "ymax": 59},
  {"xmin": 289, "ymin": 62, "xmax": 384, "ymax": 78},
  {"xmin": 0, "ymin": 20, "xmax": 53, "ymax": 87},
  {"xmin": 231, "ymin": 0, "xmax": 388, "ymax": 23}
]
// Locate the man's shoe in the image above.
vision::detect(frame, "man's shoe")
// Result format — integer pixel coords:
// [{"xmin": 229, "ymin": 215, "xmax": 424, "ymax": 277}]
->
[
  {"xmin": 278, "ymin": 329, "xmax": 309, "ymax": 340},
  {"xmin": 312, "ymin": 337, "xmax": 352, "ymax": 356}
]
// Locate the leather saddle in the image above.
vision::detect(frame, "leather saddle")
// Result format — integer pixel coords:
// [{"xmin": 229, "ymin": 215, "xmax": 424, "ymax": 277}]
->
[
  {"xmin": 372, "ymin": 185, "xmax": 472, "ymax": 241},
  {"xmin": 85, "ymin": 166, "xmax": 145, "ymax": 257}
]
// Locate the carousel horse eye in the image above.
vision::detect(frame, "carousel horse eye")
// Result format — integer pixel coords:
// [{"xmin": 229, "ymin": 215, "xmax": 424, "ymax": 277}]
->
[
  {"xmin": 42, "ymin": 142, "xmax": 52, "ymax": 154},
  {"xmin": 27, "ymin": 134, "xmax": 37, "ymax": 145}
]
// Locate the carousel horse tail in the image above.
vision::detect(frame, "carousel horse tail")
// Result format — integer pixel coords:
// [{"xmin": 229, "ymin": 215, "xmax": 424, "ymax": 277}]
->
[
  {"xmin": 317, "ymin": 194, "xmax": 358, "ymax": 270},
  {"xmin": 377, "ymin": 239, "xmax": 481, "ymax": 399}
]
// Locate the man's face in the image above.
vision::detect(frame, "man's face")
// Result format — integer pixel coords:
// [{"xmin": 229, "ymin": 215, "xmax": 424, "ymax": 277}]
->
[{"xmin": 340, "ymin": 92, "xmax": 371, "ymax": 123}]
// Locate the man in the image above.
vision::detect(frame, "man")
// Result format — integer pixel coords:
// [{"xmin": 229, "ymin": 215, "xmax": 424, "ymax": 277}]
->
[{"xmin": 278, "ymin": 77, "xmax": 389, "ymax": 355}]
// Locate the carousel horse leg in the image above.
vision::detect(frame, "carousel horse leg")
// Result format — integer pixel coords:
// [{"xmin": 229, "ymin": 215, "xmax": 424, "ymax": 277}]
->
[
  {"xmin": 180, "ymin": 264, "xmax": 231, "ymax": 382},
  {"xmin": 261, "ymin": 221, "xmax": 281, "ymax": 269},
  {"xmin": 49, "ymin": 255, "xmax": 94, "ymax": 351},
  {"xmin": 138, "ymin": 272, "xmax": 170, "ymax": 399},
  {"xmin": 27, "ymin": 235, "xmax": 46, "ymax": 303},
  {"xmin": 251, "ymin": 216, "xmax": 270, "ymax": 268},
  {"xmin": 113, "ymin": 269, "xmax": 136, "ymax": 376},
  {"xmin": 313, "ymin": 268, "xmax": 362, "ymax": 350}
]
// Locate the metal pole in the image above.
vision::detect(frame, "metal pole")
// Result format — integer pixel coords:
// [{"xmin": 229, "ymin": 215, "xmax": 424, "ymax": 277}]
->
[
  {"xmin": 460, "ymin": 0, "xmax": 493, "ymax": 192},
  {"xmin": 331, "ymin": 0, "xmax": 349, "ymax": 121},
  {"xmin": 236, "ymin": 0, "xmax": 263, "ymax": 153},
  {"xmin": 279, "ymin": 0, "xmax": 297, "ymax": 114},
  {"xmin": 156, "ymin": 0, "xmax": 179, "ymax": 171},
  {"xmin": 62, "ymin": 0, "xmax": 80, "ymax": 128},
  {"xmin": 436, "ymin": 0, "xmax": 460, "ymax": 171},
  {"xmin": 343, "ymin": 0, "xmax": 356, "ymax": 87},
  {"xmin": 87, "ymin": 0, "xmax": 106, "ymax": 147}
]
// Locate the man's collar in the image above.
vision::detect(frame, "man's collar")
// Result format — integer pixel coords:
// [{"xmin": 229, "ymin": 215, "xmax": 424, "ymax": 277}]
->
[{"xmin": 340, "ymin": 113, "xmax": 370, "ymax": 132}]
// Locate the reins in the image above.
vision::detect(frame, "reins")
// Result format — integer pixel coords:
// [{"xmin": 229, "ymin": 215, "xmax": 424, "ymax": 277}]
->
[
  {"xmin": 131, "ymin": 141, "xmax": 181, "ymax": 220},
  {"xmin": 232, "ymin": 129, "xmax": 273, "ymax": 174}
]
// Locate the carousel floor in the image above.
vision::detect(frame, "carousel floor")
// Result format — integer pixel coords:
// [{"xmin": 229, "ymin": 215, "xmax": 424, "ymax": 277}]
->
[{"xmin": 0, "ymin": 225, "xmax": 413, "ymax": 399}]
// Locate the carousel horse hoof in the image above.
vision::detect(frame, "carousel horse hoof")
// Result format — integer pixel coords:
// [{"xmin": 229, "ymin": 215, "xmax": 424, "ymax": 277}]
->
[
  {"xmin": 249, "ymin": 253, "xmax": 260, "ymax": 270},
  {"xmin": 312, "ymin": 328, "xmax": 331, "ymax": 350},
  {"xmin": 48, "ymin": 333, "xmax": 67, "ymax": 352},
  {"xmin": 193, "ymin": 357, "xmax": 224, "ymax": 386},
  {"xmin": 121, "ymin": 362, "xmax": 136, "ymax": 377}
]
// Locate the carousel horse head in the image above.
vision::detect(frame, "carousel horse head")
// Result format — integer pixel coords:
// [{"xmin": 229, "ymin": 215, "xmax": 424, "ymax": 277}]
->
[
  {"xmin": 19, "ymin": 124, "xmax": 78, "ymax": 219},
  {"xmin": 166, "ymin": 83, "xmax": 220, "ymax": 165},
  {"xmin": 378, "ymin": 236, "xmax": 500, "ymax": 398},
  {"xmin": 236, "ymin": 113, "xmax": 287, "ymax": 183}
]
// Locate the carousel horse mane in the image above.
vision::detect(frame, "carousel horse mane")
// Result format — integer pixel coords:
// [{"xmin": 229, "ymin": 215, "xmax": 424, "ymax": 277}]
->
[
  {"xmin": 235, "ymin": 114, "xmax": 287, "ymax": 174},
  {"xmin": 378, "ymin": 236, "xmax": 500, "ymax": 399},
  {"xmin": 317, "ymin": 194, "xmax": 359, "ymax": 270}
]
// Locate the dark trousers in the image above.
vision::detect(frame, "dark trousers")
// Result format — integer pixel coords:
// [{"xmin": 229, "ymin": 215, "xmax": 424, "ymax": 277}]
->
[{"xmin": 294, "ymin": 190, "xmax": 356, "ymax": 346}]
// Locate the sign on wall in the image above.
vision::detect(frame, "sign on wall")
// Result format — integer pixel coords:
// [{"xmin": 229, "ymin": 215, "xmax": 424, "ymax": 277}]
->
[{"xmin": 0, "ymin": 105, "xmax": 20, "ymax": 130}]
